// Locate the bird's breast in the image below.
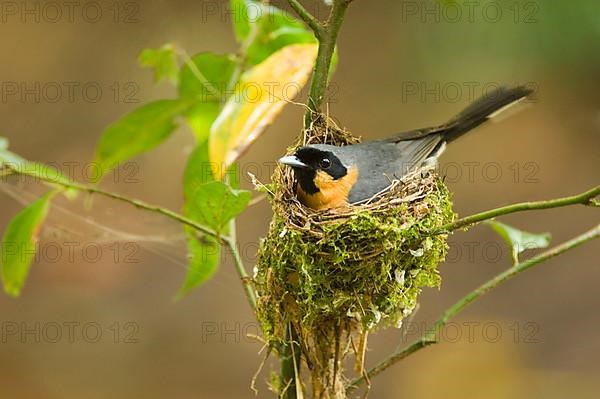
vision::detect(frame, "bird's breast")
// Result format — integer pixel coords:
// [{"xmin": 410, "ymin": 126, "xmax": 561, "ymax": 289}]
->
[{"xmin": 297, "ymin": 167, "xmax": 359, "ymax": 210}]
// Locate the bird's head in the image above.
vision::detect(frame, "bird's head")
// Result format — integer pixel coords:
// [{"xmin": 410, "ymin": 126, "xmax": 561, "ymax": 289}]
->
[
  {"xmin": 278, "ymin": 146, "xmax": 348, "ymax": 195},
  {"xmin": 278, "ymin": 146, "xmax": 358, "ymax": 210}
]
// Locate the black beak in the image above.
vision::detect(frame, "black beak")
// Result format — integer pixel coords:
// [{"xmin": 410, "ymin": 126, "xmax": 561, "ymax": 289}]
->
[{"xmin": 278, "ymin": 155, "xmax": 309, "ymax": 169}]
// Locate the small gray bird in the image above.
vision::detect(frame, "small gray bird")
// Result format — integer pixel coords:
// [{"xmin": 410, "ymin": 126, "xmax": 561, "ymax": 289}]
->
[{"xmin": 278, "ymin": 86, "xmax": 532, "ymax": 210}]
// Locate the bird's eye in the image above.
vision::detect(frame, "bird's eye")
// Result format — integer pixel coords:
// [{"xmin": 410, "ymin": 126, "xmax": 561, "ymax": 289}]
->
[{"xmin": 319, "ymin": 158, "xmax": 331, "ymax": 169}]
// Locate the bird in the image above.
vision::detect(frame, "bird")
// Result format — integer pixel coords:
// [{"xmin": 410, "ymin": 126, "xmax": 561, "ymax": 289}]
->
[{"xmin": 278, "ymin": 86, "xmax": 533, "ymax": 210}]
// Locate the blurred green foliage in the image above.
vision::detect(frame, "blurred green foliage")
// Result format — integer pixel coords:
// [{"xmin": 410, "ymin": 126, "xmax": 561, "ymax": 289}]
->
[
  {"xmin": 399, "ymin": 0, "xmax": 600, "ymax": 80},
  {"xmin": 0, "ymin": 0, "xmax": 319, "ymax": 297},
  {"xmin": 1, "ymin": 192, "xmax": 54, "ymax": 297}
]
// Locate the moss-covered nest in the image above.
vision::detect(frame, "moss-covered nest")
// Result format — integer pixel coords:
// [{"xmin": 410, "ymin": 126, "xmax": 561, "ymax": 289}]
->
[{"xmin": 254, "ymin": 116, "xmax": 455, "ymax": 382}]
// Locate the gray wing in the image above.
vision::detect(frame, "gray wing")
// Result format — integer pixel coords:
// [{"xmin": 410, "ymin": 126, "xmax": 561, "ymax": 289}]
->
[
  {"xmin": 312, "ymin": 135, "xmax": 442, "ymax": 203},
  {"xmin": 310, "ymin": 87, "xmax": 532, "ymax": 203}
]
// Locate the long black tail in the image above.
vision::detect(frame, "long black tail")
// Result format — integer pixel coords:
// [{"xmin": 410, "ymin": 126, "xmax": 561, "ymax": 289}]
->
[
  {"xmin": 388, "ymin": 85, "xmax": 533, "ymax": 144},
  {"xmin": 443, "ymin": 85, "xmax": 533, "ymax": 143}
]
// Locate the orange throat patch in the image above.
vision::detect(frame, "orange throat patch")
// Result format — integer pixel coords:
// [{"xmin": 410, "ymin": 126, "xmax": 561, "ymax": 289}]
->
[{"xmin": 297, "ymin": 167, "xmax": 359, "ymax": 210}]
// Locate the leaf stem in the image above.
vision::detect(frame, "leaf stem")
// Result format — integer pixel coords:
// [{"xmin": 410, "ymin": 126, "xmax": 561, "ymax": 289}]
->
[
  {"xmin": 434, "ymin": 185, "xmax": 600, "ymax": 234},
  {"xmin": 347, "ymin": 223, "xmax": 600, "ymax": 391},
  {"xmin": 176, "ymin": 47, "xmax": 218, "ymax": 96},
  {"xmin": 225, "ymin": 0, "xmax": 265, "ymax": 96}
]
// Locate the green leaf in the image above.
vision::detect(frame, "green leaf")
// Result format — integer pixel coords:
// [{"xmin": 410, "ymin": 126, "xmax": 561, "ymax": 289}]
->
[
  {"xmin": 0, "ymin": 137, "xmax": 8, "ymax": 150},
  {"xmin": 1, "ymin": 192, "xmax": 54, "ymax": 297},
  {"xmin": 183, "ymin": 140, "xmax": 216, "ymax": 201},
  {"xmin": 139, "ymin": 44, "xmax": 179, "ymax": 84},
  {"xmin": 486, "ymin": 221, "xmax": 551, "ymax": 265},
  {"xmin": 225, "ymin": 163, "xmax": 240, "ymax": 190},
  {"xmin": 178, "ymin": 53, "xmax": 235, "ymax": 142},
  {"xmin": 94, "ymin": 99, "xmax": 192, "ymax": 179},
  {"xmin": 183, "ymin": 101, "xmax": 221, "ymax": 141},
  {"xmin": 1, "ymin": 146, "xmax": 77, "ymax": 199},
  {"xmin": 230, "ymin": 0, "xmax": 260, "ymax": 42},
  {"xmin": 187, "ymin": 181, "xmax": 250, "ymax": 233},
  {"xmin": 179, "ymin": 52, "xmax": 237, "ymax": 101},
  {"xmin": 176, "ymin": 231, "xmax": 221, "ymax": 300},
  {"xmin": 209, "ymin": 44, "xmax": 317, "ymax": 175},
  {"xmin": 179, "ymin": 142, "xmax": 218, "ymax": 297},
  {"xmin": 245, "ymin": 4, "xmax": 317, "ymax": 66},
  {"xmin": 230, "ymin": 1, "xmax": 317, "ymax": 66},
  {"xmin": 183, "ymin": 141, "xmax": 241, "ymax": 222},
  {"xmin": 178, "ymin": 141, "xmax": 230, "ymax": 298}
]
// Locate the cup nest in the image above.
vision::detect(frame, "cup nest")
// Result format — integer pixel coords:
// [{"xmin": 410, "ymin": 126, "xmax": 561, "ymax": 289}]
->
[{"xmin": 254, "ymin": 116, "xmax": 455, "ymax": 368}]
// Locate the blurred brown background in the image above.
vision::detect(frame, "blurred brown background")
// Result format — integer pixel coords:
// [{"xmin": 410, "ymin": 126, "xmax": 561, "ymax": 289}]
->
[{"xmin": 1, "ymin": 0, "xmax": 599, "ymax": 398}]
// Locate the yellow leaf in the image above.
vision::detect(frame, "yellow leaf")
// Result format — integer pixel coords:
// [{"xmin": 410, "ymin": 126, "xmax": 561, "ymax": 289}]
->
[{"xmin": 209, "ymin": 44, "xmax": 318, "ymax": 178}]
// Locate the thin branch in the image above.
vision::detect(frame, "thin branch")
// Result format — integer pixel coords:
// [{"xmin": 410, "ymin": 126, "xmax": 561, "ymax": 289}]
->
[
  {"xmin": 281, "ymin": 2, "xmax": 356, "ymax": 395},
  {"xmin": 348, "ymin": 223, "xmax": 600, "ymax": 391},
  {"xmin": 350, "ymin": 337, "xmax": 437, "ymax": 390},
  {"xmin": 281, "ymin": 323, "xmax": 302, "ymax": 399},
  {"xmin": 10, "ymin": 171, "xmax": 221, "ymax": 241},
  {"xmin": 287, "ymin": 0, "xmax": 324, "ymax": 38},
  {"xmin": 304, "ymin": 0, "xmax": 352, "ymax": 126},
  {"xmin": 225, "ymin": 174, "xmax": 257, "ymax": 310},
  {"xmin": 433, "ymin": 185, "xmax": 600, "ymax": 234},
  {"xmin": 229, "ymin": 240, "xmax": 256, "ymax": 309},
  {"xmin": 3, "ymin": 164, "xmax": 259, "ymax": 310},
  {"xmin": 434, "ymin": 225, "xmax": 600, "ymax": 326}
]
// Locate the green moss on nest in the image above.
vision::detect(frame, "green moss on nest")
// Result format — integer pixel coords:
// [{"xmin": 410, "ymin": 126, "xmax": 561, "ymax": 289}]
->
[
  {"xmin": 253, "ymin": 118, "xmax": 455, "ymax": 391},
  {"xmin": 256, "ymin": 174, "xmax": 454, "ymax": 345}
]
